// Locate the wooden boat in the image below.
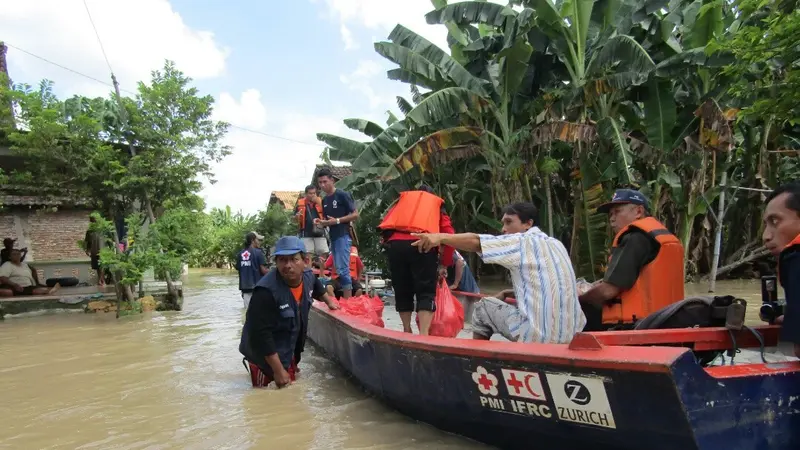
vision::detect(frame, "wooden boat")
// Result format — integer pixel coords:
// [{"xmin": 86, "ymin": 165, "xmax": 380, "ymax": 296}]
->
[{"xmin": 308, "ymin": 300, "xmax": 800, "ymax": 450}]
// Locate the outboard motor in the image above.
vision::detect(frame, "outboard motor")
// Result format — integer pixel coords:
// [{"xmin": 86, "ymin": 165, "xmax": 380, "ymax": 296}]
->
[{"xmin": 759, "ymin": 274, "xmax": 783, "ymax": 324}]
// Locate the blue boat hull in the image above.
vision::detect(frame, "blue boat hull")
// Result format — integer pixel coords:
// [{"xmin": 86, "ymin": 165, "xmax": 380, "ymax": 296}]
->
[{"xmin": 308, "ymin": 305, "xmax": 800, "ymax": 449}]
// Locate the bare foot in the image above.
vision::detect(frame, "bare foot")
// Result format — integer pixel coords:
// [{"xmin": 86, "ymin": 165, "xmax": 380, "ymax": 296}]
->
[{"xmin": 48, "ymin": 283, "xmax": 61, "ymax": 295}]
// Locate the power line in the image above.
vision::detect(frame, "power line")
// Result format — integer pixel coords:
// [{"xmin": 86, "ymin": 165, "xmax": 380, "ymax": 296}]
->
[
  {"xmin": 81, "ymin": 0, "xmax": 114, "ymax": 74},
  {"xmin": 3, "ymin": 42, "xmax": 325, "ymax": 147}
]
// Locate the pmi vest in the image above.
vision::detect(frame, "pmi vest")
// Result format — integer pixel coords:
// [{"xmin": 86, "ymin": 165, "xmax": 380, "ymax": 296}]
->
[
  {"xmin": 603, "ymin": 217, "xmax": 685, "ymax": 325},
  {"xmin": 297, "ymin": 197, "xmax": 324, "ymax": 231},
  {"xmin": 238, "ymin": 268, "xmax": 315, "ymax": 374},
  {"xmin": 779, "ymin": 234, "xmax": 800, "ymax": 289},
  {"xmin": 377, "ymin": 190, "xmax": 444, "ymax": 234}
]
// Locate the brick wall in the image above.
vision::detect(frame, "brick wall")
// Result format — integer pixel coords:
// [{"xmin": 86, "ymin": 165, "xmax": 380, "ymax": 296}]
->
[{"xmin": 0, "ymin": 208, "xmax": 91, "ymax": 261}]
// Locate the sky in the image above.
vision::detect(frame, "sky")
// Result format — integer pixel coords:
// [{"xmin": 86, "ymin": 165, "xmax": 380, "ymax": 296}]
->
[{"xmin": 0, "ymin": 0, "xmax": 495, "ymax": 215}]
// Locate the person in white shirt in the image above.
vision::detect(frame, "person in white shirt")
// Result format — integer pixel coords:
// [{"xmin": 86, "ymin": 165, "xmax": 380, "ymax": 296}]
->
[
  {"xmin": 0, "ymin": 249, "xmax": 59, "ymax": 296},
  {"xmin": 411, "ymin": 202, "xmax": 586, "ymax": 344}
]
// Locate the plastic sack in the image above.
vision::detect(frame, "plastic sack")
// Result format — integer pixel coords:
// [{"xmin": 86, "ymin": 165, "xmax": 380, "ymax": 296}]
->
[
  {"xmin": 338, "ymin": 295, "xmax": 385, "ymax": 328},
  {"xmin": 416, "ymin": 279, "xmax": 465, "ymax": 337}
]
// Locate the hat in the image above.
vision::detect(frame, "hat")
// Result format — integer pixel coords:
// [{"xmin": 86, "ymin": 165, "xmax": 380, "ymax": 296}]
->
[
  {"xmin": 597, "ymin": 189, "xmax": 650, "ymax": 214},
  {"xmin": 273, "ymin": 236, "xmax": 305, "ymax": 256},
  {"xmin": 247, "ymin": 231, "xmax": 265, "ymax": 241}
]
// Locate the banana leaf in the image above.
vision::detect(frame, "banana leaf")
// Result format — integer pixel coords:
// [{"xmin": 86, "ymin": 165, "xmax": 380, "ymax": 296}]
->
[{"xmin": 392, "ymin": 126, "xmax": 485, "ymax": 177}]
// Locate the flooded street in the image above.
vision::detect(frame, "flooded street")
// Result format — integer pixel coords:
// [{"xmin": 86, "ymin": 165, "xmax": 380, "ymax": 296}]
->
[
  {"xmin": 0, "ymin": 270, "xmax": 486, "ymax": 450},
  {"xmin": 0, "ymin": 270, "xmax": 768, "ymax": 449}
]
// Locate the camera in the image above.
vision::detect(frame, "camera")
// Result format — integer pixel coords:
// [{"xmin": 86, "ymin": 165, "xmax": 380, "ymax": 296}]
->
[{"xmin": 759, "ymin": 275, "xmax": 784, "ymax": 324}]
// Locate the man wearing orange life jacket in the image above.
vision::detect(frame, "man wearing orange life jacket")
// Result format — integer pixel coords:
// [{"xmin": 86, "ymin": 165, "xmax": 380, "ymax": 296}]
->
[
  {"xmin": 761, "ymin": 182, "xmax": 800, "ymax": 357},
  {"xmin": 324, "ymin": 245, "xmax": 364, "ymax": 298},
  {"xmin": 295, "ymin": 185, "xmax": 329, "ymax": 259},
  {"xmin": 378, "ymin": 185, "xmax": 455, "ymax": 335},
  {"xmin": 579, "ymin": 189, "xmax": 685, "ymax": 331}
]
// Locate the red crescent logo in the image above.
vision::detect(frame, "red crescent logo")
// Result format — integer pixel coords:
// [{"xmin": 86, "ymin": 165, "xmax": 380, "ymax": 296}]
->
[{"xmin": 524, "ymin": 374, "xmax": 541, "ymax": 398}]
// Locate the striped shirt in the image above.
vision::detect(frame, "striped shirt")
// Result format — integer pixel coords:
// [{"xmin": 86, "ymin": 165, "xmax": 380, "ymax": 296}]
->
[{"xmin": 478, "ymin": 227, "xmax": 586, "ymax": 343}]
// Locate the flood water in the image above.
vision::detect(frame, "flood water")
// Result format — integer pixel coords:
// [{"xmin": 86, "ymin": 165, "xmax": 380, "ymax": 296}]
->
[{"xmin": 0, "ymin": 270, "xmax": 767, "ymax": 449}]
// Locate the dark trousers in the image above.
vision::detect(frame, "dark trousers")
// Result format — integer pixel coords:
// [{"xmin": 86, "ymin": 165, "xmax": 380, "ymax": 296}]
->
[{"xmin": 386, "ymin": 240, "xmax": 438, "ymax": 312}]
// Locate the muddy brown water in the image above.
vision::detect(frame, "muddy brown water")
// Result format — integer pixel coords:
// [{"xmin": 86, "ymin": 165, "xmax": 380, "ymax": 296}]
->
[{"xmin": 0, "ymin": 270, "xmax": 766, "ymax": 449}]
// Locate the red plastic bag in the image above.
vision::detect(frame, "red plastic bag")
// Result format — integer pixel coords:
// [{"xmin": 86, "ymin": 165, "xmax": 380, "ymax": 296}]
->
[
  {"xmin": 338, "ymin": 295, "xmax": 385, "ymax": 328},
  {"xmin": 417, "ymin": 279, "xmax": 465, "ymax": 337}
]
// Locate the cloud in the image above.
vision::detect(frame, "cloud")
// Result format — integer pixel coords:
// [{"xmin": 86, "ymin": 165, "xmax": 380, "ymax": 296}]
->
[
  {"xmin": 204, "ymin": 90, "xmax": 354, "ymax": 215},
  {"xmin": 318, "ymin": 0, "xmax": 449, "ymax": 51},
  {"xmin": 340, "ymin": 24, "xmax": 359, "ymax": 51},
  {"xmin": 338, "ymin": 60, "xmax": 397, "ymax": 110},
  {"xmin": 1, "ymin": 0, "xmax": 229, "ymax": 96}
]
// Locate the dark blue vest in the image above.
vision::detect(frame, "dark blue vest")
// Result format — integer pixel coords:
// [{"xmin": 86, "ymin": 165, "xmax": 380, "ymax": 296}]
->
[{"xmin": 239, "ymin": 268, "xmax": 315, "ymax": 374}]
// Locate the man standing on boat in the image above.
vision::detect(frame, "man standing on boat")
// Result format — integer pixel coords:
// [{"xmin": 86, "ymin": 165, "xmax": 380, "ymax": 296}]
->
[
  {"xmin": 411, "ymin": 202, "xmax": 585, "ymax": 343},
  {"xmin": 314, "ymin": 168, "xmax": 359, "ymax": 299},
  {"xmin": 378, "ymin": 185, "xmax": 455, "ymax": 335},
  {"xmin": 295, "ymin": 185, "xmax": 328, "ymax": 260},
  {"xmin": 761, "ymin": 182, "xmax": 800, "ymax": 357},
  {"xmin": 239, "ymin": 236, "xmax": 339, "ymax": 388},
  {"xmin": 236, "ymin": 231, "xmax": 268, "ymax": 310},
  {"xmin": 578, "ymin": 189, "xmax": 684, "ymax": 331}
]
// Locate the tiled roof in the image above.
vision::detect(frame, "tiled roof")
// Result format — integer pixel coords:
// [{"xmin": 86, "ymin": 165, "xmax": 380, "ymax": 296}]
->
[
  {"xmin": 269, "ymin": 191, "xmax": 302, "ymax": 211},
  {"xmin": 0, "ymin": 193, "xmax": 90, "ymax": 207},
  {"xmin": 311, "ymin": 164, "xmax": 352, "ymax": 184}
]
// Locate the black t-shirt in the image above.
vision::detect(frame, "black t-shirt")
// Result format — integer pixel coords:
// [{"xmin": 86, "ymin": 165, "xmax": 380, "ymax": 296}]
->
[
  {"xmin": 322, "ymin": 189, "xmax": 356, "ymax": 241},
  {"xmin": 604, "ymin": 230, "xmax": 661, "ymax": 291},
  {"xmin": 245, "ymin": 277, "xmax": 327, "ymax": 358},
  {"xmin": 296, "ymin": 202, "xmax": 323, "ymax": 238}
]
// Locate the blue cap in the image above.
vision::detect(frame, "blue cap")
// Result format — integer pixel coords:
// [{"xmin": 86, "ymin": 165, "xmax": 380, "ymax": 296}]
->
[
  {"xmin": 273, "ymin": 236, "xmax": 305, "ymax": 256},
  {"xmin": 597, "ymin": 189, "xmax": 650, "ymax": 214}
]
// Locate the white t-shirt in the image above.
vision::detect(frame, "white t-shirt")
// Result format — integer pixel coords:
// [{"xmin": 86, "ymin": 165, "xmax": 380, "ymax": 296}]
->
[{"xmin": 0, "ymin": 261, "xmax": 35, "ymax": 287}]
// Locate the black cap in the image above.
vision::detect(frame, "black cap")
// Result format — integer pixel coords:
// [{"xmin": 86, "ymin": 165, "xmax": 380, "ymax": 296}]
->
[{"xmin": 597, "ymin": 189, "xmax": 650, "ymax": 214}]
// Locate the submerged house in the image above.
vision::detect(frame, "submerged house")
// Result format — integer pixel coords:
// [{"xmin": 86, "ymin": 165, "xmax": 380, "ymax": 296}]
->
[{"xmin": 0, "ymin": 144, "xmax": 97, "ymax": 284}]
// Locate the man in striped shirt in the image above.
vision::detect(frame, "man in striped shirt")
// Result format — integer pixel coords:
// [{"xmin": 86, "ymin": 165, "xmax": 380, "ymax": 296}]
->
[{"xmin": 412, "ymin": 202, "xmax": 586, "ymax": 344}]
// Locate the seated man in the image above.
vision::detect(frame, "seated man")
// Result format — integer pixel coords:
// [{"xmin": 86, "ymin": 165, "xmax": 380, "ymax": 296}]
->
[
  {"xmin": 579, "ymin": 189, "xmax": 684, "ymax": 331},
  {"xmin": 761, "ymin": 182, "xmax": 800, "ymax": 357},
  {"xmin": 324, "ymin": 245, "xmax": 364, "ymax": 298},
  {"xmin": 0, "ymin": 249, "xmax": 60, "ymax": 296},
  {"xmin": 412, "ymin": 202, "xmax": 586, "ymax": 343},
  {"xmin": 0, "ymin": 238, "xmax": 27, "ymax": 265}
]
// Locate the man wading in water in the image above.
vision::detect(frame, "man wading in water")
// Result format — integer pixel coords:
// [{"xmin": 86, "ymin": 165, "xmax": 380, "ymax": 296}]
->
[{"xmin": 239, "ymin": 236, "xmax": 339, "ymax": 388}]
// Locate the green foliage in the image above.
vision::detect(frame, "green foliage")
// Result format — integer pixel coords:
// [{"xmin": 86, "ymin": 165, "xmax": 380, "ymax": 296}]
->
[
  {"xmin": 317, "ymin": 0, "xmax": 800, "ymax": 281},
  {"xmin": 0, "ymin": 61, "xmax": 232, "ymax": 295}
]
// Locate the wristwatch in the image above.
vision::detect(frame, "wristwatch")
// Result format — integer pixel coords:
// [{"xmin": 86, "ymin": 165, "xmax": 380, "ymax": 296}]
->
[{"xmin": 336, "ymin": 218, "xmax": 340, "ymax": 225}]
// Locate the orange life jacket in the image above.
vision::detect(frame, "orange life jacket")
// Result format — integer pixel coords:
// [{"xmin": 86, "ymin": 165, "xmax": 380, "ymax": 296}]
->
[
  {"xmin": 297, "ymin": 197, "xmax": 324, "ymax": 230},
  {"xmin": 330, "ymin": 246, "xmax": 360, "ymax": 280},
  {"xmin": 603, "ymin": 217, "xmax": 685, "ymax": 325},
  {"xmin": 778, "ymin": 234, "xmax": 800, "ymax": 288},
  {"xmin": 377, "ymin": 190, "xmax": 443, "ymax": 234}
]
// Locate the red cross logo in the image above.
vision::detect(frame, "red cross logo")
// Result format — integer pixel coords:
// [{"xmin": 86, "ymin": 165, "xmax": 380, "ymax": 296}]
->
[
  {"xmin": 471, "ymin": 366, "xmax": 498, "ymax": 396},
  {"xmin": 507, "ymin": 372, "xmax": 524, "ymax": 395}
]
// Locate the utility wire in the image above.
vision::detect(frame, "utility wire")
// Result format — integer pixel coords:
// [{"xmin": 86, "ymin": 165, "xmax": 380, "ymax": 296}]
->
[
  {"xmin": 3, "ymin": 42, "xmax": 325, "ymax": 147},
  {"xmin": 82, "ymin": 0, "xmax": 114, "ymax": 74}
]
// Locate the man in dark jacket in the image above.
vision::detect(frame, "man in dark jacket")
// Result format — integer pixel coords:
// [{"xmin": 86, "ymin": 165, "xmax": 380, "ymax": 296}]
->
[
  {"xmin": 239, "ymin": 236, "xmax": 339, "ymax": 388},
  {"xmin": 761, "ymin": 181, "xmax": 800, "ymax": 357},
  {"xmin": 236, "ymin": 231, "xmax": 268, "ymax": 310}
]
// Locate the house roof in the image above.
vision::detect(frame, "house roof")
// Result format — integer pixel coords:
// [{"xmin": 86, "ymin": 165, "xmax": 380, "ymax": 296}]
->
[
  {"xmin": 269, "ymin": 191, "xmax": 302, "ymax": 211},
  {"xmin": 0, "ymin": 184, "xmax": 91, "ymax": 208},
  {"xmin": 311, "ymin": 164, "xmax": 352, "ymax": 185}
]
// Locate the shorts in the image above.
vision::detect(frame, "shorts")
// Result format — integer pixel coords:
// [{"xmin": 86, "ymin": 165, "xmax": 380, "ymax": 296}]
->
[
  {"xmin": 90, "ymin": 254, "xmax": 100, "ymax": 270},
  {"xmin": 247, "ymin": 358, "xmax": 297, "ymax": 388},
  {"xmin": 472, "ymin": 297, "xmax": 525, "ymax": 342},
  {"xmin": 302, "ymin": 237, "xmax": 329, "ymax": 256},
  {"xmin": 386, "ymin": 240, "xmax": 438, "ymax": 313},
  {"xmin": 242, "ymin": 291, "xmax": 252, "ymax": 309},
  {"xmin": 331, "ymin": 278, "xmax": 363, "ymax": 297}
]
